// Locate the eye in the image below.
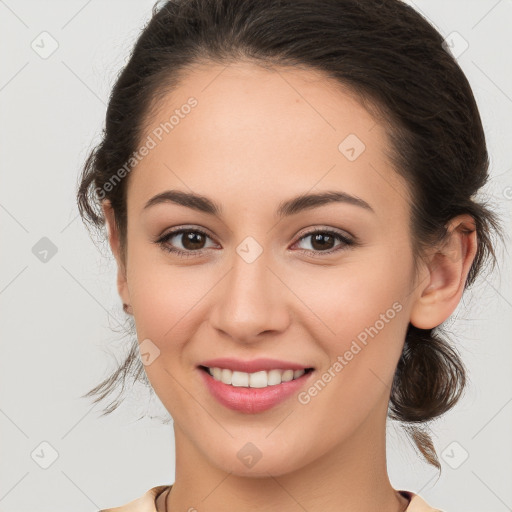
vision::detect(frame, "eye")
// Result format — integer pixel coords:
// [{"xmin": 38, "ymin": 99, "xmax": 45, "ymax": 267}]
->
[
  {"xmin": 155, "ymin": 226, "xmax": 356, "ymax": 259},
  {"xmin": 292, "ymin": 227, "xmax": 355, "ymax": 257},
  {"xmin": 155, "ymin": 227, "xmax": 217, "ymax": 258}
]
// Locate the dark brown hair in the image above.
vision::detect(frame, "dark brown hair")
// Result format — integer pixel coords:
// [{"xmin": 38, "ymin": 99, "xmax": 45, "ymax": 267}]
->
[{"xmin": 77, "ymin": 0, "xmax": 504, "ymax": 472}]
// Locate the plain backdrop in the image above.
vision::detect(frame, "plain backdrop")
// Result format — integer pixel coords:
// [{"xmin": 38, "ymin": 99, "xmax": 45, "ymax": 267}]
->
[{"xmin": 0, "ymin": 1, "xmax": 511, "ymax": 511}]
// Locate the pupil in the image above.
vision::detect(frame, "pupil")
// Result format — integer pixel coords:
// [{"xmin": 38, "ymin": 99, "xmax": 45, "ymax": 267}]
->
[
  {"xmin": 184, "ymin": 231, "xmax": 204, "ymax": 250},
  {"xmin": 312, "ymin": 233, "xmax": 334, "ymax": 251}
]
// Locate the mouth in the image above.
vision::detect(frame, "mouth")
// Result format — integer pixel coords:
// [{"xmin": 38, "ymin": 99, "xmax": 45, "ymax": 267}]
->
[
  {"xmin": 197, "ymin": 364, "xmax": 316, "ymax": 414},
  {"xmin": 198, "ymin": 365, "xmax": 315, "ymax": 388}
]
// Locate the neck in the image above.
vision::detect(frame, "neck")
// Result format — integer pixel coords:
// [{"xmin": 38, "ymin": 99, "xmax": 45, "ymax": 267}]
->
[{"xmin": 162, "ymin": 401, "xmax": 408, "ymax": 512}]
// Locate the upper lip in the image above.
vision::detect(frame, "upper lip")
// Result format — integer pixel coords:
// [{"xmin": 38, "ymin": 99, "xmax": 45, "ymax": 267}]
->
[{"xmin": 198, "ymin": 357, "xmax": 314, "ymax": 373}]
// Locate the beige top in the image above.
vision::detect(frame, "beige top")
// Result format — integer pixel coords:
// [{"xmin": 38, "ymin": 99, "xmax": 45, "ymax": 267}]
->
[{"xmin": 98, "ymin": 485, "xmax": 444, "ymax": 511}]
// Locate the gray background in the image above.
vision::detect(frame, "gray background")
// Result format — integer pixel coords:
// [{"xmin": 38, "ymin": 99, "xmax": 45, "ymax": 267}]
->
[{"xmin": 0, "ymin": 1, "xmax": 511, "ymax": 511}]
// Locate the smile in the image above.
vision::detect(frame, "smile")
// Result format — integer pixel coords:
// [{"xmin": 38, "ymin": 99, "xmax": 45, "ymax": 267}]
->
[
  {"xmin": 200, "ymin": 366, "xmax": 314, "ymax": 388},
  {"xmin": 198, "ymin": 365, "xmax": 315, "ymax": 414}
]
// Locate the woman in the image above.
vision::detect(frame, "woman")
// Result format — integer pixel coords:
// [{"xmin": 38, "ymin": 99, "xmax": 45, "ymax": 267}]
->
[{"xmin": 77, "ymin": 0, "xmax": 503, "ymax": 510}]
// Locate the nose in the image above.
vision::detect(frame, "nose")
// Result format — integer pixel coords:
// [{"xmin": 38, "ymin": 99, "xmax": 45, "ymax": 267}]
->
[{"xmin": 208, "ymin": 248, "xmax": 291, "ymax": 344}]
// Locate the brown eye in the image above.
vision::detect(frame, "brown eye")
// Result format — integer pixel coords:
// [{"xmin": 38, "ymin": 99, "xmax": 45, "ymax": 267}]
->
[
  {"xmin": 156, "ymin": 228, "xmax": 216, "ymax": 257},
  {"xmin": 178, "ymin": 230, "xmax": 207, "ymax": 250},
  {"xmin": 293, "ymin": 228, "xmax": 355, "ymax": 256},
  {"xmin": 309, "ymin": 232, "xmax": 337, "ymax": 251},
  {"xmin": 155, "ymin": 226, "xmax": 356, "ymax": 259}
]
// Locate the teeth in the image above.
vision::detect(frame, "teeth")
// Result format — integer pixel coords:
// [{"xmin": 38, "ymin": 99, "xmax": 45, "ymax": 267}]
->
[{"xmin": 206, "ymin": 367, "xmax": 307, "ymax": 387}]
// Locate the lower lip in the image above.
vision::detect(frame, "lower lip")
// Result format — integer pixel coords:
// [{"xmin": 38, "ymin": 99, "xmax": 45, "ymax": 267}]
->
[{"xmin": 198, "ymin": 367, "xmax": 314, "ymax": 414}]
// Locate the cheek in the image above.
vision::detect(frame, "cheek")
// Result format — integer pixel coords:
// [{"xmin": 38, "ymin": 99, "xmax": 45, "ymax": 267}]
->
[
  {"xmin": 290, "ymin": 254, "xmax": 411, "ymax": 437},
  {"xmin": 127, "ymin": 263, "xmax": 203, "ymax": 341},
  {"xmin": 289, "ymin": 248, "xmax": 412, "ymax": 415},
  {"xmin": 125, "ymin": 252, "xmax": 206, "ymax": 408},
  {"xmin": 125, "ymin": 242, "xmax": 227, "ymax": 375},
  {"xmin": 290, "ymin": 247, "xmax": 412, "ymax": 348}
]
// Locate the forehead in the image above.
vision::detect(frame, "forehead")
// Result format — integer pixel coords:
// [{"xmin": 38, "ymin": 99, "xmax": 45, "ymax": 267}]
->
[{"xmin": 128, "ymin": 61, "xmax": 411, "ymax": 225}]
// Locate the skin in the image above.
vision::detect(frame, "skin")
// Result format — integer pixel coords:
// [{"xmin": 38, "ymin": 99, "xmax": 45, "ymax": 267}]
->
[{"xmin": 102, "ymin": 61, "xmax": 477, "ymax": 512}]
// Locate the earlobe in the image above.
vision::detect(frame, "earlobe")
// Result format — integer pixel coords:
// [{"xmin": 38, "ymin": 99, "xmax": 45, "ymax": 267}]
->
[
  {"xmin": 409, "ymin": 214, "xmax": 478, "ymax": 330},
  {"xmin": 102, "ymin": 200, "xmax": 132, "ymax": 312}
]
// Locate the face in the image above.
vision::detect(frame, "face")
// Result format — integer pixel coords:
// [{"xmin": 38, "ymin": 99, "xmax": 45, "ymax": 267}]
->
[{"xmin": 107, "ymin": 61, "xmax": 427, "ymax": 477}]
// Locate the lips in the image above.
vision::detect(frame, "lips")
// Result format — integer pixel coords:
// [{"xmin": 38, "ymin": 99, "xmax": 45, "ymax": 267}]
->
[
  {"xmin": 198, "ymin": 357, "xmax": 314, "ymax": 373},
  {"xmin": 198, "ymin": 364, "xmax": 315, "ymax": 414}
]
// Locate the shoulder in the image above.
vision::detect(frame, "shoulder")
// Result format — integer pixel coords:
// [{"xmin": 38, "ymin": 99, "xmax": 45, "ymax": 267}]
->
[
  {"xmin": 98, "ymin": 485, "xmax": 170, "ymax": 512},
  {"xmin": 399, "ymin": 489, "xmax": 446, "ymax": 512}
]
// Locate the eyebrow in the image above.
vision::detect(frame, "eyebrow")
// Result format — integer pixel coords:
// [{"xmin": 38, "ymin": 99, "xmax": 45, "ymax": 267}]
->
[{"xmin": 143, "ymin": 189, "xmax": 374, "ymax": 217}]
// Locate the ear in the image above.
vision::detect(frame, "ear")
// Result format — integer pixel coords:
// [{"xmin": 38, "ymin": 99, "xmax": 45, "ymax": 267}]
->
[
  {"xmin": 102, "ymin": 200, "xmax": 132, "ymax": 312},
  {"xmin": 410, "ymin": 214, "xmax": 478, "ymax": 329}
]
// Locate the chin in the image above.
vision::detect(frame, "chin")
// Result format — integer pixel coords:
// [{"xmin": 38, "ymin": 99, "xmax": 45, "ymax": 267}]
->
[{"xmin": 205, "ymin": 443, "xmax": 308, "ymax": 478}]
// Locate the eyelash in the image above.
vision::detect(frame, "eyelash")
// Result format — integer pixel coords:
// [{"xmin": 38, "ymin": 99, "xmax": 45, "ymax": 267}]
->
[{"xmin": 155, "ymin": 226, "xmax": 356, "ymax": 259}]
